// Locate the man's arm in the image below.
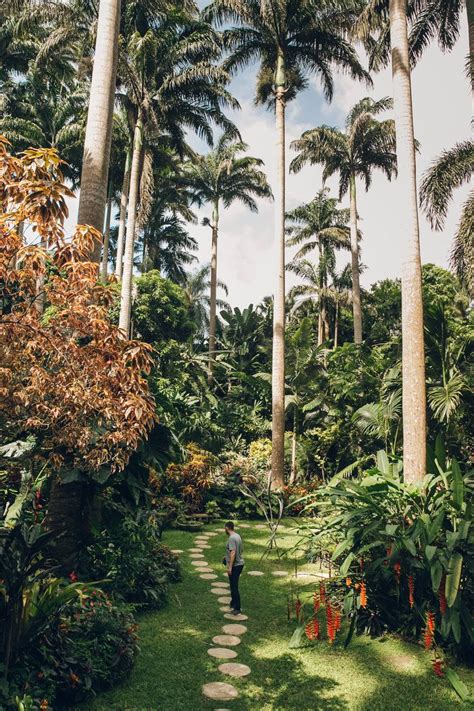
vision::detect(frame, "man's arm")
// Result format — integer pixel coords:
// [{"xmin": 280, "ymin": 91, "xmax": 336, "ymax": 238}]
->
[{"xmin": 227, "ymin": 548, "xmax": 235, "ymax": 574}]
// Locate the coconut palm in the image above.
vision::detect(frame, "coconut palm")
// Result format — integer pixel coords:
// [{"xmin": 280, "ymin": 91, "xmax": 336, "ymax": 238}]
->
[
  {"xmin": 420, "ymin": 140, "xmax": 474, "ymax": 297},
  {"xmin": 203, "ymin": 0, "xmax": 370, "ymax": 487},
  {"xmin": 286, "ymin": 189, "xmax": 351, "ymax": 345},
  {"xmin": 117, "ymin": 18, "xmax": 239, "ymax": 335},
  {"xmin": 186, "ymin": 132, "xmax": 272, "ymax": 381},
  {"xmin": 290, "ymin": 97, "xmax": 396, "ymax": 344}
]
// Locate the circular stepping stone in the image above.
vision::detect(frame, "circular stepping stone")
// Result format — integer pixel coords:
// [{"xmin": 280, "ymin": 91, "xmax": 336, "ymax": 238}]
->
[
  {"xmin": 272, "ymin": 570, "xmax": 288, "ymax": 577},
  {"xmin": 213, "ymin": 582, "xmax": 230, "ymax": 588},
  {"xmin": 220, "ymin": 606, "xmax": 233, "ymax": 612},
  {"xmin": 170, "ymin": 549, "xmax": 183, "ymax": 553},
  {"xmin": 212, "ymin": 635, "xmax": 241, "ymax": 646},
  {"xmin": 191, "ymin": 560, "xmax": 207, "ymax": 566},
  {"xmin": 196, "ymin": 567, "xmax": 212, "ymax": 573},
  {"xmin": 199, "ymin": 544, "xmax": 211, "ymax": 549},
  {"xmin": 237, "ymin": 523, "xmax": 250, "ymax": 528},
  {"xmin": 218, "ymin": 596, "xmax": 231, "ymax": 604},
  {"xmin": 200, "ymin": 573, "xmax": 218, "ymax": 580},
  {"xmin": 222, "ymin": 624, "xmax": 247, "ymax": 635},
  {"xmin": 205, "ymin": 532, "xmax": 218, "ymax": 537},
  {"xmin": 218, "ymin": 662, "xmax": 251, "ymax": 678},
  {"xmin": 224, "ymin": 612, "xmax": 248, "ymax": 621},
  {"xmin": 189, "ymin": 547, "xmax": 203, "ymax": 553},
  {"xmin": 247, "ymin": 570, "xmax": 264, "ymax": 576},
  {"xmin": 207, "ymin": 647, "xmax": 238, "ymax": 660},
  {"xmin": 189, "ymin": 553, "xmax": 205, "ymax": 559},
  {"xmin": 194, "ymin": 540, "xmax": 208, "ymax": 545},
  {"xmin": 202, "ymin": 682, "xmax": 239, "ymax": 701},
  {"xmin": 211, "ymin": 588, "xmax": 226, "ymax": 595},
  {"xmin": 255, "ymin": 524, "xmax": 267, "ymax": 530}
]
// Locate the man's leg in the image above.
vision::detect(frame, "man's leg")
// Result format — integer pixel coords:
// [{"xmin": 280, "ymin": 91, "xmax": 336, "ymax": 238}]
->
[
  {"xmin": 233, "ymin": 565, "xmax": 243, "ymax": 612},
  {"xmin": 228, "ymin": 567, "xmax": 238, "ymax": 609}
]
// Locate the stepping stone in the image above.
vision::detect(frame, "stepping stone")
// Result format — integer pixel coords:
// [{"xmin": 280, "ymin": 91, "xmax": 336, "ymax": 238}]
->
[
  {"xmin": 189, "ymin": 553, "xmax": 205, "ymax": 559},
  {"xmin": 212, "ymin": 582, "xmax": 230, "ymax": 588},
  {"xmin": 247, "ymin": 570, "xmax": 264, "ymax": 576},
  {"xmin": 212, "ymin": 635, "xmax": 241, "ymax": 646},
  {"xmin": 218, "ymin": 662, "xmax": 251, "ymax": 678},
  {"xmin": 272, "ymin": 571, "xmax": 288, "ymax": 577},
  {"xmin": 255, "ymin": 524, "xmax": 267, "ymax": 530},
  {"xmin": 196, "ymin": 567, "xmax": 212, "ymax": 573},
  {"xmin": 189, "ymin": 547, "xmax": 203, "ymax": 553},
  {"xmin": 170, "ymin": 549, "xmax": 183, "ymax": 553},
  {"xmin": 211, "ymin": 588, "xmax": 227, "ymax": 595},
  {"xmin": 191, "ymin": 560, "xmax": 208, "ymax": 566},
  {"xmin": 237, "ymin": 523, "xmax": 250, "ymax": 528},
  {"xmin": 202, "ymin": 682, "xmax": 239, "ymax": 701},
  {"xmin": 224, "ymin": 612, "xmax": 248, "ymax": 621},
  {"xmin": 207, "ymin": 647, "xmax": 238, "ymax": 660},
  {"xmin": 218, "ymin": 596, "xmax": 231, "ymax": 604},
  {"xmin": 200, "ymin": 573, "xmax": 218, "ymax": 580},
  {"xmin": 222, "ymin": 624, "xmax": 247, "ymax": 635},
  {"xmin": 220, "ymin": 606, "xmax": 233, "ymax": 613},
  {"xmin": 205, "ymin": 532, "xmax": 218, "ymax": 537},
  {"xmin": 194, "ymin": 539, "xmax": 208, "ymax": 545},
  {"xmin": 199, "ymin": 544, "xmax": 211, "ymax": 549}
]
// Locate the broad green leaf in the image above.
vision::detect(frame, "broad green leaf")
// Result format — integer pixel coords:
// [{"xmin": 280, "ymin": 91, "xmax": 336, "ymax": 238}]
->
[
  {"xmin": 340, "ymin": 552, "xmax": 355, "ymax": 576},
  {"xmin": 434, "ymin": 433, "xmax": 446, "ymax": 471},
  {"xmin": 376, "ymin": 450, "xmax": 390, "ymax": 475},
  {"xmin": 430, "ymin": 560, "xmax": 443, "ymax": 592},
  {"xmin": 289, "ymin": 625, "xmax": 305, "ymax": 649},
  {"xmin": 445, "ymin": 668, "xmax": 471, "ymax": 702},
  {"xmin": 332, "ymin": 539, "xmax": 352, "ymax": 561},
  {"xmin": 451, "ymin": 459, "xmax": 464, "ymax": 510},
  {"xmin": 446, "ymin": 553, "xmax": 463, "ymax": 607},
  {"xmin": 344, "ymin": 614, "xmax": 357, "ymax": 649},
  {"xmin": 402, "ymin": 537, "xmax": 417, "ymax": 557},
  {"xmin": 427, "ymin": 511, "xmax": 445, "ymax": 543},
  {"xmin": 425, "ymin": 545, "xmax": 437, "ymax": 562},
  {"xmin": 451, "ymin": 610, "xmax": 461, "ymax": 644}
]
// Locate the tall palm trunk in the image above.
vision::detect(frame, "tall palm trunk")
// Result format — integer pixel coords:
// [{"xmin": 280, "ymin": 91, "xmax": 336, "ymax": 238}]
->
[
  {"xmin": 119, "ymin": 116, "xmax": 143, "ymax": 336},
  {"xmin": 317, "ymin": 239, "xmax": 323, "ymax": 346},
  {"xmin": 115, "ymin": 147, "xmax": 132, "ymax": 279},
  {"xmin": 77, "ymin": 0, "xmax": 121, "ymax": 260},
  {"xmin": 289, "ymin": 409, "xmax": 297, "ymax": 485},
  {"xmin": 468, "ymin": 1, "xmax": 474, "ymax": 94},
  {"xmin": 100, "ymin": 195, "xmax": 113, "ymax": 281},
  {"xmin": 334, "ymin": 301, "xmax": 339, "ymax": 349},
  {"xmin": 271, "ymin": 52, "xmax": 286, "ymax": 489},
  {"xmin": 390, "ymin": 0, "xmax": 426, "ymax": 484},
  {"xmin": 208, "ymin": 200, "xmax": 219, "ymax": 384},
  {"xmin": 349, "ymin": 174, "xmax": 362, "ymax": 343}
]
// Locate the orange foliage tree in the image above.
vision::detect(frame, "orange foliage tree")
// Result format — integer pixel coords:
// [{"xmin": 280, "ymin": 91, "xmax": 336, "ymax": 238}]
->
[{"xmin": 0, "ymin": 137, "xmax": 156, "ymax": 564}]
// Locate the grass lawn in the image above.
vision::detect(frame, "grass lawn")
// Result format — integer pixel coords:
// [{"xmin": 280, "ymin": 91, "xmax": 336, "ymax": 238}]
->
[{"xmin": 86, "ymin": 520, "xmax": 472, "ymax": 711}]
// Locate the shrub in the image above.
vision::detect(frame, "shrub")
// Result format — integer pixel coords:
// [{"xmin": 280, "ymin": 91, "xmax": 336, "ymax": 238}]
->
[{"xmin": 299, "ymin": 448, "xmax": 473, "ymax": 660}]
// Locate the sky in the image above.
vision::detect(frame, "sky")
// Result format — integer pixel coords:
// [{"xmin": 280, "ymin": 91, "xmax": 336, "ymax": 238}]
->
[{"xmin": 185, "ymin": 11, "xmax": 471, "ymax": 308}]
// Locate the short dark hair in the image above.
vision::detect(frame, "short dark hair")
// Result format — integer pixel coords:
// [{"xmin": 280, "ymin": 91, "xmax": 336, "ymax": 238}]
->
[{"xmin": 225, "ymin": 521, "xmax": 234, "ymax": 530}]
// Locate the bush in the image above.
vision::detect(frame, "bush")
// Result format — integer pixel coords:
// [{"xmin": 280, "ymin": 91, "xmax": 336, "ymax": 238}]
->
[
  {"xmin": 7, "ymin": 591, "xmax": 138, "ymax": 708},
  {"xmin": 300, "ymin": 448, "xmax": 473, "ymax": 660},
  {"xmin": 81, "ymin": 508, "xmax": 180, "ymax": 609}
]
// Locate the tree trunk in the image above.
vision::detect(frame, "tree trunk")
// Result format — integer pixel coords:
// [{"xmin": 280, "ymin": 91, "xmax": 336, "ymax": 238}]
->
[
  {"xmin": 141, "ymin": 228, "xmax": 148, "ymax": 273},
  {"xmin": 100, "ymin": 195, "xmax": 112, "ymax": 281},
  {"xmin": 208, "ymin": 201, "xmax": 219, "ymax": 384},
  {"xmin": 115, "ymin": 147, "xmax": 131, "ymax": 279},
  {"xmin": 271, "ymin": 53, "xmax": 286, "ymax": 490},
  {"xmin": 77, "ymin": 0, "xmax": 121, "ymax": 260},
  {"xmin": 46, "ymin": 479, "xmax": 93, "ymax": 570},
  {"xmin": 467, "ymin": 0, "xmax": 474, "ymax": 94},
  {"xmin": 317, "ymin": 239, "xmax": 323, "ymax": 346},
  {"xmin": 334, "ymin": 302, "xmax": 339, "ymax": 349},
  {"xmin": 390, "ymin": 0, "xmax": 426, "ymax": 484},
  {"xmin": 349, "ymin": 174, "xmax": 362, "ymax": 343},
  {"xmin": 119, "ymin": 116, "xmax": 143, "ymax": 336},
  {"xmin": 289, "ymin": 410, "xmax": 297, "ymax": 485}
]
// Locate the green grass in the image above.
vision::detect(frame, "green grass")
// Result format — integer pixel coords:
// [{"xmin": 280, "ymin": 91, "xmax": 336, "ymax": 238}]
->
[{"xmin": 86, "ymin": 521, "xmax": 472, "ymax": 711}]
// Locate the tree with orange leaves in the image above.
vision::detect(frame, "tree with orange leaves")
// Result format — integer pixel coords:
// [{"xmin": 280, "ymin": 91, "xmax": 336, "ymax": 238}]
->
[{"xmin": 0, "ymin": 137, "xmax": 156, "ymax": 565}]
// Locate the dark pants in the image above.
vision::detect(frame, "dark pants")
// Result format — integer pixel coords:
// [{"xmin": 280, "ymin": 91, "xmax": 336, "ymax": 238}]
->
[{"xmin": 228, "ymin": 564, "xmax": 244, "ymax": 611}]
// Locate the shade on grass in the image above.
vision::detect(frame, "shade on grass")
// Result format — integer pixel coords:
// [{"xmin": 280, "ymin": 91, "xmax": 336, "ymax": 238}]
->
[{"xmin": 83, "ymin": 521, "xmax": 472, "ymax": 711}]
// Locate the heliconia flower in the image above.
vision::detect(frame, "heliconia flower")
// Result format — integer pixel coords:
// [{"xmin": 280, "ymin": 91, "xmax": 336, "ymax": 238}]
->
[
  {"xmin": 326, "ymin": 602, "xmax": 336, "ymax": 643},
  {"xmin": 393, "ymin": 562, "xmax": 401, "ymax": 583},
  {"xmin": 305, "ymin": 621, "xmax": 314, "ymax": 640},
  {"xmin": 313, "ymin": 617, "xmax": 320, "ymax": 639},
  {"xmin": 432, "ymin": 658, "xmax": 444, "ymax": 678},
  {"xmin": 360, "ymin": 582, "xmax": 367, "ymax": 608},
  {"xmin": 313, "ymin": 591, "xmax": 320, "ymax": 612},
  {"xmin": 40, "ymin": 700, "xmax": 49, "ymax": 711},
  {"xmin": 427, "ymin": 611, "xmax": 435, "ymax": 634},
  {"xmin": 439, "ymin": 576, "xmax": 447, "ymax": 616},
  {"xmin": 408, "ymin": 575, "xmax": 415, "ymax": 608},
  {"xmin": 69, "ymin": 571, "xmax": 78, "ymax": 583},
  {"xmin": 319, "ymin": 583, "xmax": 326, "ymax": 605},
  {"xmin": 424, "ymin": 612, "xmax": 436, "ymax": 649},
  {"xmin": 345, "ymin": 577, "xmax": 352, "ymax": 587}
]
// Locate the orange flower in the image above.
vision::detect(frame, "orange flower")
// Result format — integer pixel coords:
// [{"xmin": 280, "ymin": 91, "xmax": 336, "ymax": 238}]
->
[
  {"xmin": 345, "ymin": 577, "xmax": 352, "ymax": 587},
  {"xmin": 360, "ymin": 582, "xmax": 367, "ymax": 608},
  {"xmin": 40, "ymin": 701, "xmax": 49, "ymax": 711},
  {"xmin": 305, "ymin": 618, "xmax": 319, "ymax": 641},
  {"xmin": 432, "ymin": 658, "xmax": 444, "ymax": 678},
  {"xmin": 334, "ymin": 608, "xmax": 341, "ymax": 632},
  {"xmin": 424, "ymin": 612, "xmax": 436, "ymax": 649},
  {"xmin": 408, "ymin": 575, "xmax": 415, "ymax": 608},
  {"xmin": 69, "ymin": 672, "xmax": 80, "ymax": 687},
  {"xmin": 319, "ymin": 583, "xmax": 326, "ymax": 605},
  {"xmin": 326, "ymin": 602, "xmax": 336, "ymax": 643},
  {"xmin": 313, "ymin": 591, "xmax": 320, "ymax": 612}
]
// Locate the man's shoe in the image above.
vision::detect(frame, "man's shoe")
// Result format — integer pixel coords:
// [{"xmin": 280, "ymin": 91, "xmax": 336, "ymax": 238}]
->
[{"xmin": 231, "ymin": 608, "xmax": 241, "ymax": 615}]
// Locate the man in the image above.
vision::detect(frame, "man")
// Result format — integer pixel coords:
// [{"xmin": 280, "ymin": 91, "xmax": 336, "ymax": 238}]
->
[{"xmin": 224, "ymin": 521, "xmax": 244, "ymax": 615}]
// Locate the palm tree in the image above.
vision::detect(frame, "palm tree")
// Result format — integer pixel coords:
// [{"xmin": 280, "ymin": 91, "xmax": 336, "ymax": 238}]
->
[
  {"xmin": 187, "ymin": 132, "xmax": 272, "ymax": 381},
  {"xmin": 204, "ymin": 0, "xmax": 369, "ymax": 487},
  {"xmin": 420, "ymin": 140, "xmax": 474, "ymax": 297},
  {"xmin": 330, "ymin": 264, "xmax": 353, "ymax": 348},
  {"xmin": 286, "ymin": 189, "xmax": 351, "ymax": 345},
  {"xmin": 290, "ymin": 97, "xmax": 396, "ymax": 344},
  {"xmin": 117, "ymin": 18, "xmax": 238, "ymax": 335},
  {"xmin": 77, "ymin": 0, "xmax": 121, "ymax": 256},
  {"xmin": 183, "ymin": 264, "xmax": 229, "ymax": 341}
]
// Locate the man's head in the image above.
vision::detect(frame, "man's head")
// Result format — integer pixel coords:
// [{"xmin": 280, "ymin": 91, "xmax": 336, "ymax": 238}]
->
[{"xmin": 225, "ymin": 521, "xmax": 234, "ymax": 536}]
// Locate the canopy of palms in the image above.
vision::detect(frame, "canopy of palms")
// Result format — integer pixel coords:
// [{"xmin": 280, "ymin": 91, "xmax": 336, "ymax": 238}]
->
[
  {"xmin": 186, "ymin": 131, "xmax": 272, "ymax": 380},
  {"xmin": 290, "ymin": 96, "xmax": 396, "ymax": 344},
  {"xmin": 204, "ymin": 0, "xmax": 370, "ymax": 487},
  {"xmin": 286, "ymin": 188, "xmax": 351, "ymax": 345}
]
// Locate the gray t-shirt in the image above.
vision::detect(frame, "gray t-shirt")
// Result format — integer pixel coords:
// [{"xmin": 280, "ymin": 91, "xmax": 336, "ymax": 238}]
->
[{"xmin": 225, "ymin": 531, "xmax": 244, "ymax": 567}]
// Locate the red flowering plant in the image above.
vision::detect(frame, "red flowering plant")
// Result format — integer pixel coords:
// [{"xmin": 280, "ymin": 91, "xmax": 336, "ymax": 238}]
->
[{"xmin": 293, "ymin": 446, "xmax": 473, "ymax": 665}]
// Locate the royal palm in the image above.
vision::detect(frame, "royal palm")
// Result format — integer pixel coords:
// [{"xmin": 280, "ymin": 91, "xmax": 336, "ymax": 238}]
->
[
  {"xmin": 204, "ymin": 0, "xmax": 369, "ymax": 487},
  {"xmin": 290, "ymin": 97, "xmax": 396, "ymax": 344}
]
